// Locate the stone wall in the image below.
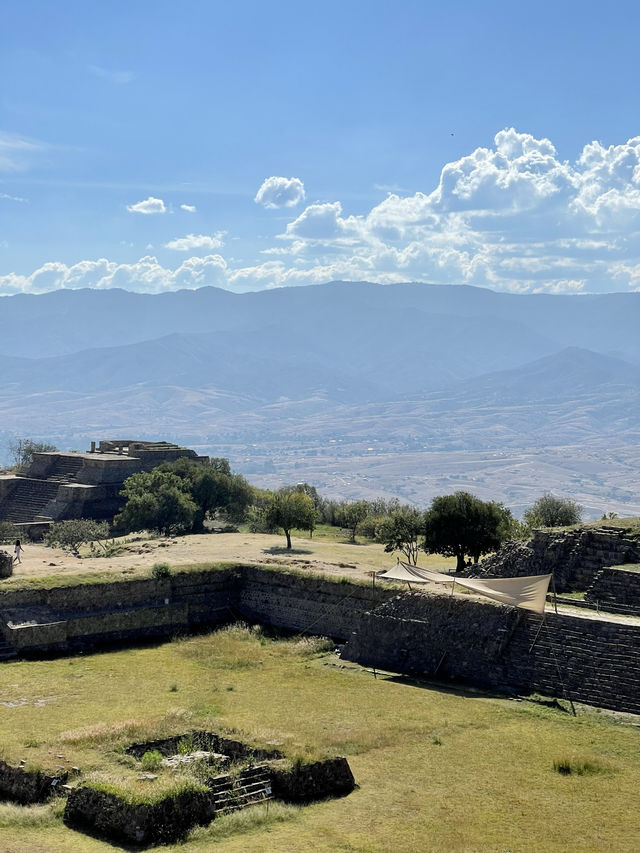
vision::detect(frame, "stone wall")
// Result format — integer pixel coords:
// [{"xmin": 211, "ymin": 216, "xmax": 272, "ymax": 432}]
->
[
  {"xmin": 2, "ymin": 565, "xmax": 640, "ymax": 715},
  {"xmin": 341, "ymin": 593, "xmax": 640, "ymax": 715},
  {"xmin": 478, "ymin": 526, "xmax": 640, "ymax": 591},
  {"xmin": 585, "ymin": 566, "xmax": 640, "ymax": 612},
  {"xmin": 0, "ymin": 760, "xmax": 68, "ymax": 805}
]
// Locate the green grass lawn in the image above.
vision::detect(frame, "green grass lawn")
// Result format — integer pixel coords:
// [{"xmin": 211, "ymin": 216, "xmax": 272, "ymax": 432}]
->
[{"xmin": 0, "ymin": 625, "xmax": 639, "ymax": 852}]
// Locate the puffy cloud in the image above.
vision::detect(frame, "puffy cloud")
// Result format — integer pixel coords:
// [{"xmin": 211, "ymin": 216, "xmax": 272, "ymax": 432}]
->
[
  {"xmin": 126, "ymin": 196, "xmax": 166, "ymax": 215},
  {"xmin": 254, "ymin": 176, "xmax": 305, "ymax": 209},
  {"xmin": 164, "ymin": 232, "xmax": 225, "ymax": 251},
  {"xmin": 180, "ymin": 204, "xmax": 197, "ymax": 213},
  {"xmin": 0, "ymin": 254, "xmax": 228, "ymax": 296}
]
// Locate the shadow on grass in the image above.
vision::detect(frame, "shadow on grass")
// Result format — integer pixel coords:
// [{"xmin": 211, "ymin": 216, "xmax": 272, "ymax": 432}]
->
[
  {"xmin": 384, "ymin": 673, "xmax": 510, "ymax": 702},
  {"xmin": 262, "ymin": 547, "xmax": 313, "ymax": 556}
]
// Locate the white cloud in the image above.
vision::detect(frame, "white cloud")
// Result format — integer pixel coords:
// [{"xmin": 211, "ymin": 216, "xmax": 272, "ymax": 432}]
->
[
  {"xmin": 180, "ymin": 204, "xmax": 197, "ymax": 213},
  {"xmin": 0, "ymin": 192, "xmax": 28, "ymax": 203},
  {"xmin": 126, "ymin": 196, "xmax": 166, "ymax": 215},
  {"xmin": 254, "ymin": 176, "xmax": 305, "ymax": 209},
  {"xmin": 164, "ymin": 232, "xmax": 225, "ymax": 251},
  {"xmin": 0, "ymin": 254, "xmax": 228, "ymax": 296},
  {"xmin": 0, "ymin": 131, "xmax": 46, "ymax": 172},
  {"xmin": 88, "ymin": 65, "xmax": 134, "ymax": 84}
]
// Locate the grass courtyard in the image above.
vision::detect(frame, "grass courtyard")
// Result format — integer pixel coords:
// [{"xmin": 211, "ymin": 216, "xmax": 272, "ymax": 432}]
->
[{"xmin": 0, "ymin": 624, "xmax": 639, "ymax": 853}]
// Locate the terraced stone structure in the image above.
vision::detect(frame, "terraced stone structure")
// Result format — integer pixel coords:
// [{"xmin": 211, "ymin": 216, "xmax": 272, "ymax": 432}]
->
[{"xmin": 0, "ymin": 439, "xmax": 208, "ymax": 532}]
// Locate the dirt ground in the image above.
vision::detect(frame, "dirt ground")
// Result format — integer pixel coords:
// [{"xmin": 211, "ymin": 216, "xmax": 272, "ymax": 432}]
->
[{"xmin": 3, "ymin": 530, "xmax": 416, "ymax": 584}]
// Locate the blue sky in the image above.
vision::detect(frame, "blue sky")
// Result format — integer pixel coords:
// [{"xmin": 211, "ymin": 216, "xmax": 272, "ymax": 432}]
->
[{"xmin": 1, "ymin": 0, "xmax": 640, "ymax": 295}]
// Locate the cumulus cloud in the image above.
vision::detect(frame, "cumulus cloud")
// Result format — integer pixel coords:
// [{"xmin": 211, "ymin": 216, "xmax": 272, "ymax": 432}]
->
[
  {"xmin": 0, "ymin": 254, "xmax": 228, "ymax": 296},
  {"xmin": 180, "ymin": 204, "xmax": 197, "ymax": 213},
  {"xmin": 126, "ymin": 196, "xmax": 166, "ymax": 215},
  {"xmin": 5, "ymin": 130, "xmax": 640, "ymax": 296},
  {"xmin": 164, "ymin": 232, "xmax": 225, "ymax": 251},
  {"xmin": 255, "ymin": 176, "xmax": 305, "ymax": 209}
]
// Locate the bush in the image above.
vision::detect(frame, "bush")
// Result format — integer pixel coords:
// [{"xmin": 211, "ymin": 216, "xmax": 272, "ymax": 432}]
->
[
  {"xmin": 141, "ymin": 750, "xmax": 164, "ymax": 772},
  {"xmin": 0, "ymin": 521, "xmax": 20, "ymax": 545},
  {"xmin": 152, "ymin": 562, "xmax": 172, "ymax": 579},
  {"xmin": 45, "ymin": 519, "xmax": 110, "ymax": 556},
  {"xmin": 524, "ymin": 494, "xmax": 583, "ymax": 529}
]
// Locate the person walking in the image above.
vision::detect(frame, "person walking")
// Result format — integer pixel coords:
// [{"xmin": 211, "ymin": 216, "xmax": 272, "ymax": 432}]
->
[{"xmin": 13, "ymin": 539, "xmax": 24, "ymax": 565}]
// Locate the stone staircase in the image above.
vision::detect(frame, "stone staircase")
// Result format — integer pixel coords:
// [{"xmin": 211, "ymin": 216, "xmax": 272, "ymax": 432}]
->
[
  {"xmin": 45, "ymin": 456, "xmax": 84, "ymax": 483},
  {"xmin": 207, "ymin": 764, "xmax": 273, "ymax": 814},
  {"xmin": 0, "ymin": 479, "xmax": 60, "ymax": 523}
]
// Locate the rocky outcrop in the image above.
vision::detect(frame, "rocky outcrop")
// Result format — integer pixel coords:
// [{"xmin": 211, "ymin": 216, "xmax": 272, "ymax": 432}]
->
[{"xmin": 0, "ymin": 550, "xmax": 12, "ymax": 578}]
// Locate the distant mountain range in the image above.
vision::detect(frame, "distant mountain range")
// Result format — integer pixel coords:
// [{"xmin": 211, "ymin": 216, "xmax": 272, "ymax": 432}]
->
[{"xmin": 1, "ymin": 282, "xmax": 639, "ymax": 516}]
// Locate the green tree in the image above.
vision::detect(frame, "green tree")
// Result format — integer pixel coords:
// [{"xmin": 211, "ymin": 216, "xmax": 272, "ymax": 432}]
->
[
  {"xmin": 265, "ymin": 489, "xmax": 316, "ymax": 549},
  {"xmin": 115, "ymin": 470, "xmax": 197, "ymax": 536},
  {"xmin": 160, "ymin": 457, "xmax": 252, "ymax": 532},
  {"xmin": 423, "ymin": 491, "xmax": 513, "ymax": 571},
  {"xmin": 45, "ymin": 519, "xmax": 110, "ymax": 556},
  {"xmin": 9, "ymin": 438, "xmax": 57, "ymax": 470},
  {"xmin": 336, "ymin": 500, "xmax": 370, "ymax": 543},
  {"xmin": 376, "ymin": 507, "xmax": 425, "ymax": 565},
  {"xmin": 523, "ymin": 493, "xmax": 583, "ymax": 529}
]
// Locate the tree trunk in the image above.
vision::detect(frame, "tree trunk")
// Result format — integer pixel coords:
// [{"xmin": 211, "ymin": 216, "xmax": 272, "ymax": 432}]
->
[
  {"xmin": 456, "ymin": 552, "xmax": 465, "ymax": 571},
  {"xmin": 285, "ymin": 528, "xmax": 292, "ymax": 549}
]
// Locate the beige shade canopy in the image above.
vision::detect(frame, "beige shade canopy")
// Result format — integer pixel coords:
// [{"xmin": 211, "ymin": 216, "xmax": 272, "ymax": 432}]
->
[{"xmin": 379, "ymin": 562, "xmax": 551, "ymax": 614}]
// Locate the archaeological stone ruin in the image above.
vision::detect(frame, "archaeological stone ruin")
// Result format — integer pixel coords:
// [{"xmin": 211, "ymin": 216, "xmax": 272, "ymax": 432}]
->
[{"xmin": 0, "ymin": 439, "xmax": 208, "ymax": 537}]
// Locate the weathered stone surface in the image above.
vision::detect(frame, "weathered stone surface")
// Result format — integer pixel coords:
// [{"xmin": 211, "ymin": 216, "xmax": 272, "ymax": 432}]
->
[
  {"xmin": 63, "ymin": 784, "xmax": 216, "ymax": 847},
  {"xmin": 270, "ymin": 757, "xmax": 355, "ymax": 803},
  {"xmin": 0, "ymin": 550, "xmax": 12, "ymax": 579},
  {"xmin": 477, "ymin": 526, "xmax": 640, "ymax": 591},
  {"xmin": 0, "ymin": 760, "xmax": 68, "ymax": 804}
]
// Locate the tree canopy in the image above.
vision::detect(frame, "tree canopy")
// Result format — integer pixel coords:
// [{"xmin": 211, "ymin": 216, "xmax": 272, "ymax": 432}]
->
[
  {"xmin": 523, "ymin": 493, "xmax": 583, "ymax": 529},
  {"xmin": 423, "ymin": 491, "xmax": 514, "ymax": 571},
  {"xmin": 115, "ymin": 469, "xmax": 198, "ymax": 536},
  {"xmin": 376, "ymin": 507, "xmax": 425, "ymax": 565},
  {"xmin": 265, "ymin": 489, "xmax": 316, "ymax": 549},
  {"xmin": 9, "ymin": 438, "xmax": 57, "ymax": 470}
]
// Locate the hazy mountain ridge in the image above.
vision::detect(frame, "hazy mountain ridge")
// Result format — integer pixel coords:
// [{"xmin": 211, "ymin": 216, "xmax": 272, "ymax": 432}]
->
[{"xmin": 2, "ymin": 282, "xmax": 640, "ymax": 516}]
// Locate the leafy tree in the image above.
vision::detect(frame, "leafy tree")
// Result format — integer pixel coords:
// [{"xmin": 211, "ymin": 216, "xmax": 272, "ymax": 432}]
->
[
  {"xmin": 376, "ymin": 507, "xmax": 425, "ymax": 565},
  {"xmin": 265, "ymin": 489, "xmax": 316, "ymax": 549},
  {"xmin": 9, "ymin": 438, "xmax": 57, "ymax": 470},
  {"xmin": 45, "ymin": 519, "xmax": 110, "ymax": 556},
  {"xmin": 0, "ymin": 521, "xmax": 20, "ymax": 544},
  {"xmin": 159, "ymin": 457, "xmax": 252, "ymax": 532},
  {"xmin": 423, "ymin": 491, "xmax": 513, "ymax": 571},
  {"xmin": 523, "ymin": 493, "xmax": 583, "ymax": 529},
  {"xmin": 115, "ymin": 470, "xmax": 197, "ymax": 536},
  {"xmin": 336, "ymin": 500, "xmax": 370, "ymax": 543}
]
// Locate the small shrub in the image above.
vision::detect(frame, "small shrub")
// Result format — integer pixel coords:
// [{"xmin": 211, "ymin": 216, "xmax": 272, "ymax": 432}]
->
[
  {"xmin": 152, "ymin": 562, "xmax": 172, "ymax": 579},
  {"xmin": 553, "ymin": 756, "xmax": 609, "ymax": 776},
  {"xmin": 177, "ymin": 733, "xmax": 196, "ymax": 754},
  {"xmin": 169, "ymin": 683, "xmax": 179, "ymax": 693},
  {"xmin": 141, "ymin": 750, "xmax": 164, "ymax": 772}
]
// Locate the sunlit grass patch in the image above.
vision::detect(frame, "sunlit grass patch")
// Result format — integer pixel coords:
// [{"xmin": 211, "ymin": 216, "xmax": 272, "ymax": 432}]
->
[
  {"xmin": 188, "ymin": 801, "xmax": 299, "ymax": 842},
  {"xmin": 0, "ymin": 801, "xmax": 61, "ymax": 829}
]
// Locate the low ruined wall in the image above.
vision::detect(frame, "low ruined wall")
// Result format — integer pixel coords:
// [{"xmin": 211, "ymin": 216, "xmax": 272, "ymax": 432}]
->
[
  {"xmin": 0, "ymin": 760, "xmax": 67, "ymax": 805},
  {"xmin": 64, "ymin": 783, "xmax": 215, "ymax": 846},
  {"xmin": 270, "ymin": 757, "xmax": 355, "ymax": 803},
  {"xmin": 341, "ymin": 592, "xmax": 640, "ymax": 715},
  {"xmin": 585, "ymin": 566, "xmax": 640, "ymax": 611},
  {"xmin": 237, "ymin": 567, "xmax": 395, "ymax": 640},
  {"xmin": 478, "ymin": 526, "xmax": 640, "ymax": 591},
  {"xmin": 2, "ymin": 565, "xmax": 640, "ymax": 715}
]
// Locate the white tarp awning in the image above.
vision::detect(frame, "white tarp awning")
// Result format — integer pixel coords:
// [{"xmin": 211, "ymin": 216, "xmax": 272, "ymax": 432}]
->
[{"xmin": 379, "ymin": 562, "xmax": 551, "ymax": 614}]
